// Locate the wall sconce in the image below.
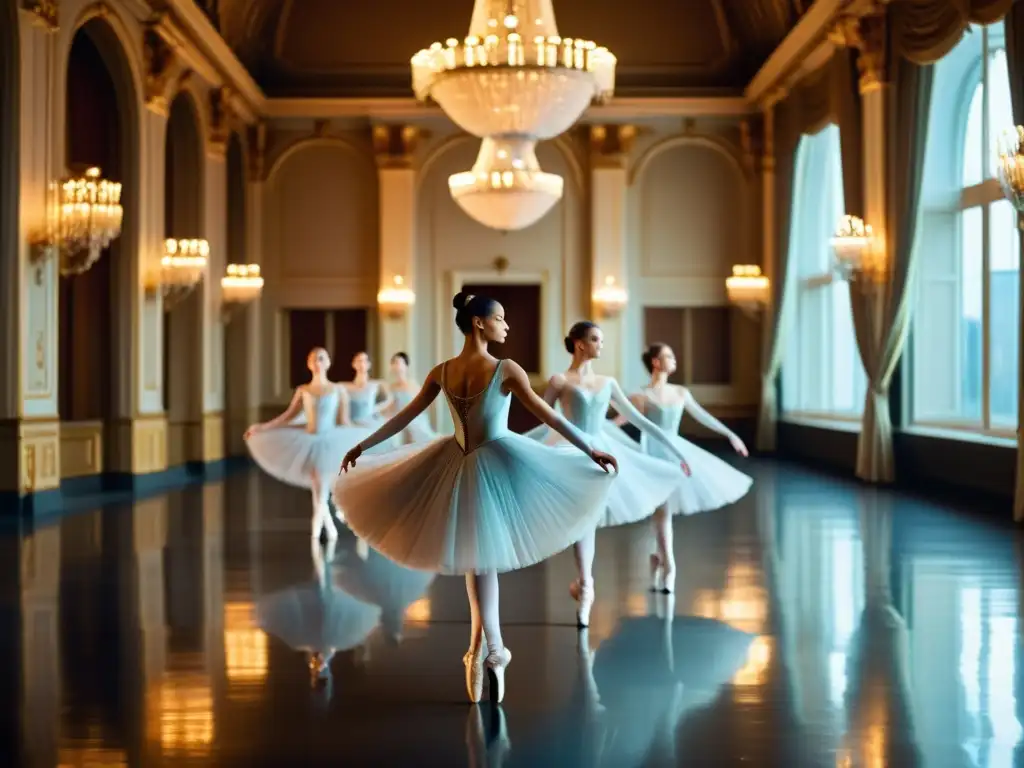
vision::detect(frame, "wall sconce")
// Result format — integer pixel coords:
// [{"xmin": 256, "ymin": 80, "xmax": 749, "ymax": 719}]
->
[
  {"xmin": 377, "ymin": 274, "xmax": 415, "ymax": 319},
  {"xmin": 31, "ymin": 166, "xmax": 124, "ymax": 276},
  {"xmin": 725, "ymin": 265, "xmax": 770, "ymax": 317},
  {"xmin": 592, "ymin": 275, "xmax": 627, "ymax": 318},
  {"xmin": 147, "ymin": 238, "xmax": 208, "ymax": 310},
  {"xmin": 829, "ymin": 215, "xmax": 878, "ymax": 283},
  {"xmin": 221, "ymin": 264, "xmax": 263, "ymax": 322}
]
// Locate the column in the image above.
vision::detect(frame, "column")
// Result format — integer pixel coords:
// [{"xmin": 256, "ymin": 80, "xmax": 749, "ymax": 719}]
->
[
  {"xmin": 373, "ymin": 124, "xmax": 418, "ymax": 360},
  {"xmin": 1, "ymin": 9, "xmax": 61, "ymax": 504},
  {"xmin": 857, "ymin": 14, "xmax": 888, "ymax": 280},
  {"xmin": 589, "ymin": 125, "xmax": 635, "ymax": 383}
]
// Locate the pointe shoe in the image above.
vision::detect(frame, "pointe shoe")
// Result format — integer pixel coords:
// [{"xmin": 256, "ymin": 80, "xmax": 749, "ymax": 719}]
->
[
  {"xmin": 569, "ymin": 580, "xmax": 595, "ymax": 628},
  {"xmin": 649, "ymin": 554, "xmax": 675, "ymax": 594},
  {"xmin": 464, "ymin": 646, "xmax": 484, "ymax": 703},
  {"xmin": 485, "ymin": 647, "xmax": 512, "ymax": 704}
]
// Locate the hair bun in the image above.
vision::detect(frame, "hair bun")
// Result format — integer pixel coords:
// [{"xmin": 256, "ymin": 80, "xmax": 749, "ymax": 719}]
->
[{"xmin": 452, "ymin": 291, "xmax": 476, "ymax": 310}]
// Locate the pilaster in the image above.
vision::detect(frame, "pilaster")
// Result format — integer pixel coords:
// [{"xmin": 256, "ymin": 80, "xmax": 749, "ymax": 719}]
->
[
  {"xmin": 373, "ymin": 124, "xmax": 419, "ymax": 361},
  {"xmin": 589, "ymin": 124, "xmax": 635, "ymax": 381}
]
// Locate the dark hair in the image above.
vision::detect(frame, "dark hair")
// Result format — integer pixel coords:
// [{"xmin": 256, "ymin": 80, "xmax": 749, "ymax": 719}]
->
[
  {"xmin": 564, "ymin": 321, "xmax": 600, "ymax": 354},
  {"xmin": 642, "ymin": 343, "xmax": 668, "ymax": 373},
  {"xmin": 391, "ymin": 351, "xmax": 409, "ymax": 366},
  {"xmin": 452, "ymin": 291, "xmax": 499, "ymax": 334}
]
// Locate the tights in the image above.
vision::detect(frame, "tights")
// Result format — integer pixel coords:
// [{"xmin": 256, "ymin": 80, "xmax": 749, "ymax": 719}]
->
[
  {"xmin": 309, "ymin": 470, "xmax": 338, "ymax": 538},
  {"xmin": 465, "ymin": 571, "xmax": 504, "ymax": 656},
  {"xmin": 653, "ymin": 506, "xmax": 674, "ymax": 572},
  {"xmin": 573, "ymin": 527, "xmax": 597, "ymax": 587}
]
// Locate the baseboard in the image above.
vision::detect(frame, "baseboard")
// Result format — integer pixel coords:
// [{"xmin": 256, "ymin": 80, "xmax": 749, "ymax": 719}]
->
[{"xmin": 0, "ymin": 455, "xmax": 252, "ymax": 530}]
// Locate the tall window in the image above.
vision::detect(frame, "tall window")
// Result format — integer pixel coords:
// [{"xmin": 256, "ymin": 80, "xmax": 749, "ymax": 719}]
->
[
  {"xmin": 911, "ymin": 22, "xmax": 1019, "ymax": 436},
  {"xmin": 782, "ymin": 124, "xmax": 867, "ymax": 418}
]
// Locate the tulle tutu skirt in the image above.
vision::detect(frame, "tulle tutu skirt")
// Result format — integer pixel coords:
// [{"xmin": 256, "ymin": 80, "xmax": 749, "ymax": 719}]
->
[
  {"xmin": 256, "ymin": 583, "xmax": 382, "ymax": 653},
  {"xmin": 247, "ymin": 424, "xmax": 374, "ymax": 489},
  {"xmin": 332, "ymin": 433, "xmax": 616, "ymax": 575},
  {"xmin": 604, "ymin": 426, "xmax": 752, "ymax": 516},
  {"xmin": 525, "ymin": 425, "xmax": 685, "ymax": 528}
]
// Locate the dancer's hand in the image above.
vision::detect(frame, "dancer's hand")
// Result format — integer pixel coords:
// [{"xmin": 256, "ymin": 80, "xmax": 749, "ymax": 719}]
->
[
  {"xmin": 730, "ymin": 436, "xmax": 748, "ymax": 457},
  {"xmin": 340, "ymin": 444, "xmax": 363, "ymax": 473},
  {"xmin": 681, "ymin": 460, "xmax": 691, "ymax": 477},
  {"xmin": 591, "ymin": 449, "xmax": 618, "ymax": 474},
  {"xmin": 243, "ymin": 424, "xmax": 262, "ymax": 440}
]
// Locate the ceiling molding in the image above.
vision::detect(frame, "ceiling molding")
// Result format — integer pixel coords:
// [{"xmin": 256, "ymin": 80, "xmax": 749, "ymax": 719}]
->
[
  {"xmin": 263, "ymin": 96, "xmax": 755, "ymax": 121},
  {"xmin": 744, "ymin": 0, "xmax": 845, "ymax": 107}
]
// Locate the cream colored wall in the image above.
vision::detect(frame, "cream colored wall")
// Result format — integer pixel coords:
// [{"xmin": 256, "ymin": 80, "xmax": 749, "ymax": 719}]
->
[{"xmin": 255, "ymin": 119, "xmax": 762, "ymax": 423}]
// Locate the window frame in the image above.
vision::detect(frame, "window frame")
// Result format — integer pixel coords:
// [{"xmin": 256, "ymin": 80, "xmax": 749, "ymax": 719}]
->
[{"xmin": 907, "ymin": 23, "xmax": 1018, "ymax": 441}]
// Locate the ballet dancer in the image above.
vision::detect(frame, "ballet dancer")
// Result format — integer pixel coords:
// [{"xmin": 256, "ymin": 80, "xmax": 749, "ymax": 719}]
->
[
  {"xmin": 345, "ymin": 351, "xmax": 395, "ymax": 430},
  {"xmin": 334, "ymin": 292, "xmax": 619, "ymax": 704},
  {"xmin": 611, "ymin": 342, "xmax": 752, "ymax": 593},
  {"xmin": 528, "ymin": 321, "xmax": 691, "ymax": 628},
  {"xmin": 386, "ymin": 351, "xmax": 437, "ymax": 444},
  {"xmin": 244, "ymin": 347, "xmax": 373, "ymax": 540}
]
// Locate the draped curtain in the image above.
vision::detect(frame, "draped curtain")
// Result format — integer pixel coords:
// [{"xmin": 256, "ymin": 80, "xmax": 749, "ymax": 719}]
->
[{"xmin": 1003, "ymin": 3, "xmax": 1024, "ymax": 518}]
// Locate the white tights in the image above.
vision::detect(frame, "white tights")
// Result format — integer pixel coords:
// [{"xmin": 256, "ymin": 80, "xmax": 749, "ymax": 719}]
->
[
  {"xmin": 653, "ymin": 506, "xmax": 675, "ymax": 572},
  {"xmin": 573, "ymin": 527, "xmax": 597, "ymax": 587},
  {"xmin": 310, "ymin": 471, "xmax": 338, "ymax": 539},
  {"xmin": 465, "ymin": 571, "xmax": 504, "ymax": 656}
]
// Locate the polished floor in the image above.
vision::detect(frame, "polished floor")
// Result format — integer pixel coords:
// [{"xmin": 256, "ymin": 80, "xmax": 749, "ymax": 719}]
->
[{"xmin": 3, "ymin": 459, "xmax": 1023, "ymax": 766}]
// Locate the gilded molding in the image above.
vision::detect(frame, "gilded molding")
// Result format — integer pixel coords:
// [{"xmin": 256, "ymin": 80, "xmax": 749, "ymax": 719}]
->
[
  {"xmin": 247, "ymin": 122, "xmax": 268, "ymax": 181},
  {"xmin": 207, "ymin": 86, "xmax": 234, "ymax": 157},
  {"xmin": 589, "ymin": 124, "xmax": 637, "ymax": 157},
  {"xmin": 831, "ymin": 11, "xmax": 888, "ymax": 93},
  {"xmin": 22, "ymin": 0, "xmax": 58, "ymax": 30},
  {"xmin": 143, "ymin": 25, "xmax": 176, "ymax": 115},
  {"xmin": 372, "ymin": 124, "xmax": 420, "ymax": 169}
]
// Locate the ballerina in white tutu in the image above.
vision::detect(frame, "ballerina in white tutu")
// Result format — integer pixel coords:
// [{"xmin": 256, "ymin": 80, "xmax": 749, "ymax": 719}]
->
[
  {"xmin": 385, "ymin": 351, "xmax": 437, "ymax": 444},
  {"xmin": 526, "ymin": 321, "xmax": 691, "ymax": 628},
  {"xmin": 610, "ymin": 342, "xmax": 752, "ymax": 593},
  {"xmin": 244, "ymin": 347, "xmax": 373, "ymax": 541},
  {"xmin": 334, "ymin": 291, "xmax": 619, "ymax": 704}
]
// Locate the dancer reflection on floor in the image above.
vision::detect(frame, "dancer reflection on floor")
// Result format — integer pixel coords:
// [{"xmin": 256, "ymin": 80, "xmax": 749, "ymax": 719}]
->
[
  {"xmin": 609, "ymin": 343, "xmax": 752, "ymax": 593},
  {"xmin": 244, "ymin": 347, "xmax": 373, "ymax": 540},
  {"xmin": 334, "ymin": 292, "xmax": 618, "ymax": 704},
  {"xmin": 386, "ymin": 351, "xmax": 437, "ymax": 444},
  {"xmin": 526, "ymin": 321, "xmax": 691, "ymax": 628}
]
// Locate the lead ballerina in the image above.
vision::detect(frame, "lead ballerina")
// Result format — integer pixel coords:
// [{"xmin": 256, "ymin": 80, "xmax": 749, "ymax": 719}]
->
[
  {"xmin": 334, "ymin": 292, "xmax": 619, "ymax": 704},
  {"xmin": 526, "ymin": 321, "xmax": 691, "ymax": 628},
  {"xmin": 609, "ymin": 342, "xmax": 752, "ymax": 593}
]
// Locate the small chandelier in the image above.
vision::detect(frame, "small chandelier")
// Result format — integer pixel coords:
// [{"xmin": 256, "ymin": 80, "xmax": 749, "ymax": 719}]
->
[
  {"xmin": 726, "ymin": 265, "xmax": 769, "ymax": 316},
  {"xmin": 997, "ymin": 126, "xmax": 1024, "ymax": 217},
  {"xmin": 592, "ymin": 275, "xmax": 627, "ymax": 317},
  {"xmin": 377, "ymin": 274, "xmax": 415, "ymax": 319},
  {"xmin": 158, "ymin": 238, "xmax": 208, "ymax": 309},
  {"xmin": 221, "ymin": 263, "xmax": 263, "ymax": 321},
  {"xmin": 35, "ymin": 166, "xmax": 124, "ymax": 276},
  {"xmin": 830, "ymin": 215, "xmax": 875, "ymax": 281}
]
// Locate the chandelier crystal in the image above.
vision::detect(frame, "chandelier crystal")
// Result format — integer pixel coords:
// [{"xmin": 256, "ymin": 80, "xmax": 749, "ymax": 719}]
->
[
  {"xmin": 160, "ymin": 238, "xmax": 208, "ymax": 308},
  {"xmin": 221, "ymin": 263, "xmax": 263, "ymax": 305},
  {"xmin": 412, "ymin": 0, "xmax": 616, "ymax": 231},
  {"xmin": 997, "ymin": 126, "xmax": 1024, "ymax": 214},
  {"xmin": 52, "ymin": 166, "xmax": 124, "ymax": 275}
]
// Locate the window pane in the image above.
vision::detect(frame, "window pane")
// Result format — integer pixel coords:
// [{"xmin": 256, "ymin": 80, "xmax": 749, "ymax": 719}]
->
[
  {"xmin": 988, "ymin": 199, "xmax": 1020, "ymax": 427},
  {"xmin": 961, "ymin": 206, "xmax": 984, "ymax": 422},
  {"xmin": 964, "ymin": 80, "xmax": 984, "ymax": 188}
]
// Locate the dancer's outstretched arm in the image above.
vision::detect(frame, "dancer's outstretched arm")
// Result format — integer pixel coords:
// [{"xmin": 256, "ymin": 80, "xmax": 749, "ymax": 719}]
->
[
  {"xmin": 609, "ymin": 380, "xmax": 690, "ymax": 473},
  {"xmin": 245, "ymin": 388, "xmax": 303, "ymax": 438},
  {"xmin": 503, "ymin": 360, "xmax": 618, "ymax": 474},
  {"xmin": 682, "ymin": 388, "xmax": 748, "ymax": 456}
]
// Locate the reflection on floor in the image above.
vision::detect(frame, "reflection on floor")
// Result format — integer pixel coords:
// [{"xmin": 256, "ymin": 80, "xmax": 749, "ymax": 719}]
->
[{"xmin": 3, "ymin": 460, "xmax": 1022, "ymax": 766}]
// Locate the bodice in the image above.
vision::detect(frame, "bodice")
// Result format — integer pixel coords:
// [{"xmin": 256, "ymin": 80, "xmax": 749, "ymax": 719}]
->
[
  {"xmin": 442, "ymin": 360, "xmax": 511, "ymax": 454},
  {"xmin": 348, "ymin": 383, "xmax": 379, "ymax": 423},
  {"xmin": 392, "ymin": 389, "xmax": 415, "ymax": 409},
  {"xmin": 638, "ymin": 393, "xmax": 684, "ymax": 459},
  {"xmin": 301, "ymin": 389, "xmax": 342, "ymax": 434},
  {"xmin": 557, "ymin": 380, "xmax": 613, "ymax": 436}
]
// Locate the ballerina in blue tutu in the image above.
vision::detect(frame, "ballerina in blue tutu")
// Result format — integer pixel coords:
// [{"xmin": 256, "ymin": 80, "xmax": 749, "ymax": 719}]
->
[
  {"xmin": 244, "ymin": 347, "xmax": 374, "ymax": 541},
  {"xmin": 525, "ymin": 321, "xmax": 692, "ymax": 627},
  {"xmin": 334, "ymin": 292, "xmax": 619, "ymax": 704},
  {"xmin": 344, "ymin": 351, "xmax": 395, "ymax": 430},
  {"xmin": 385, "ymin": 351, "xmax": 437, "ymax": 444}
]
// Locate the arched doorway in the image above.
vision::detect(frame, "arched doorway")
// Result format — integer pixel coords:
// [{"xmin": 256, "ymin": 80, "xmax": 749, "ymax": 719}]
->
[
  {"xmin": 0, "ymin": 0, "xmax": 19, "ymax": 423},
  {"xmin": 60, "ymin": 19, "xmax": 137, "ymax": 484},
  {"xmin": 163, "ymin": 92, "xmax": 205, "ymax": 467},
  {"xmin": 223, "ymin": 132, "xmax": 248, "ymax": 458}
]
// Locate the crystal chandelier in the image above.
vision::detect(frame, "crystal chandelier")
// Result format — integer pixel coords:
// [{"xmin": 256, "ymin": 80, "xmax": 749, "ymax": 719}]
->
[
  {"xmin": 997, "ymin": 126, "xmax": 1024, "ymax": 215},
  {"xmin": 221, "ymin": 263, "xmax": 263, "ymax": 321},
  {"xmin": 50, "ymin": 166, "xmax": 124, "ymax": 275},
  {"xmin": 160, "ymin": 238, "xmax": 208, "ymax": 309},
  {"xmin": 411, "ymin": 0, "xmax": 616, "ymax": 231},
  {"xmin": 829, "ymin": 214, "xmax": 874, "ymax": 281}
]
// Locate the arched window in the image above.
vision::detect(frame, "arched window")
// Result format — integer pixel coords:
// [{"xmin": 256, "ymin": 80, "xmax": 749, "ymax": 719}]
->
[
  {"xmin": 782, "ymin": 123, "xmax": 867, "ymax": 417},
  {"xmin": 910, "ymin": 22, "xmax": 1019, "ymax": 436}
]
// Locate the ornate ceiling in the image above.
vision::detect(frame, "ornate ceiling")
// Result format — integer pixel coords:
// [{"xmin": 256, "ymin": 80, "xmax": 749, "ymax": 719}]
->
[{"xmin": 211, "ymin": 0, "xmax": 813, "ymax": 97}]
